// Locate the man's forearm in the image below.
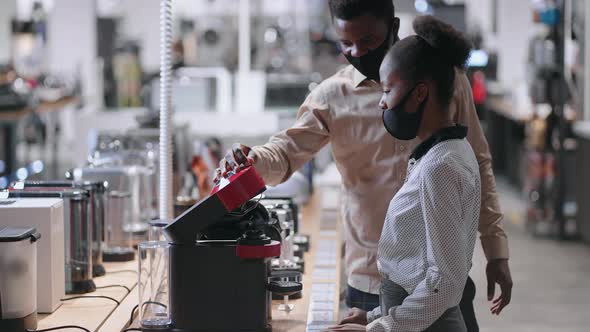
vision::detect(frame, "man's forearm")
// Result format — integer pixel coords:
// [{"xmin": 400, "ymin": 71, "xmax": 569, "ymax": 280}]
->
[
  {"xmin": 252, "ymin": 144, "xmax": 292, "ymax": 186},
  {"xmin": 478, "ymin": 157, "xmax": 509, "ymax": 261}
]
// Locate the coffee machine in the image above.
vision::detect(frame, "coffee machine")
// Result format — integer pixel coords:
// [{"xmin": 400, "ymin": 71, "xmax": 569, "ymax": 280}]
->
[
  {"xmin": 7, "ymin": 189, "xmax": 95, "ymax": 294},
  {"xmin": 0, "ymin": 227, "xmax": 41, "ymax": 332},
  {"xmin": 0, "ymin": 198, "xmax": 65, "ymax": 313},
  {"xmin": 259, "ymin": 197, "xmax": 310, "ymax": 254},
  {"xmin": 143, "ymin": 167, "xmax": 301, "ymax": 332},
  {"xmin": 13, "ymin": 180, "xmax": 107, "ymax": 277}
]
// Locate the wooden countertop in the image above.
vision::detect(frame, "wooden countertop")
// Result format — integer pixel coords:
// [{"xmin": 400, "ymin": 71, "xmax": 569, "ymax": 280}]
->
[
  {"xmin": 486, "ymin": 95, "xmax": 533, "ymax": 123},
  {"xmin": 272, "ymin": 188, "xmax": 343, "ymax": 332},
  {"xmin": 37, "ymin": 260, "xmax": 138, "ymax": 332},
  {"xmin": 38, "ymin": 189, "xmax": 343, "ymax": 332},
  {"xmin": 0, "ymin": 95, "xmax": 79, "ymax": 123}
]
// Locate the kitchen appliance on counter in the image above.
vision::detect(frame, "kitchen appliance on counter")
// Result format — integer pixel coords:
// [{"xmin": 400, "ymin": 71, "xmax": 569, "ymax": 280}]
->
[
  {"xmin": 265, "ymin": 208, "xmax": 304, "ymax": 300},
  {"xmin": 0, "ymin": 226, "xmax": 41, "ymax": 332},
  {"xmin": 260, "ymin": 194, "xmax": 309, "ymax": 306},
  {"xmin": 87, "ymin": 148, "xmax": 159, "ymax": 221},
  {"xmin": 0, "ymin": 198, "xmax": 65, "ymax": 313},
  {"xmin": 269, "ymin": 268, "xmax": 303, "ymax": 301},
  {"xmin": 13, "ymin": 180, "xmax": 108, "ymax": 277},
  {"xmin": 261, "ymin": 197, "xmax": 309, "ymax": 268},
  {"xmin": 261, "ymin": 197, "xmax": 310, "ymax": 251},
  {"xmin": 68, "ymin": 166, "xmax": 152, "ymax": 244},
  {"xmin": 142, "ymin": 167, "xmax": 301, "ymax": 331},
  {"xmin": 274, "ymin": 208, "xmax": 304, "ymax": 269},
  {"xmin": 259, "ymin": 197, "xmax": 301, "ymax": 233},
  {"xmin": 148, "ymin": 219, "xmax": 169, "ymax": 242},
  {"xmin": 94, "ymin": 125, "xmax": 191, "ymax": 173},
  {"xmin": 91, "ymin": 125, "xmax": 192, "ymax": 201},
  {"xmin": 103, "ymin": 190, "xmax": 135, "ymax": 262},
  {"xmin": 7, "ymin": 189, "xmax": 95, "ymax": 294}
]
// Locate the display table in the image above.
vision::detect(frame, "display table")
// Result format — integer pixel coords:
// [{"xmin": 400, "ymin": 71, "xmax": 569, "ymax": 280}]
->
[
  {"xmin": 37, "ymin": 260, "xmax": 137, "ymax": 331},
  {"xmin": 37, "ymin": 189, "xmax": 343, "ymax": 332}
]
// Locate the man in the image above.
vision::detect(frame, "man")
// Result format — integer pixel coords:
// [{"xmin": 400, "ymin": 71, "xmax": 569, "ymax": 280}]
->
[{"xmin": 218, "ymin": 1, "xmax": 512, "ymax": 330}]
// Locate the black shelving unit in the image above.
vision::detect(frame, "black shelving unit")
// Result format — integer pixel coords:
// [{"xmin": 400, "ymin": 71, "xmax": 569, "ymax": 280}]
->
[{"xmin": 525, "ymin": 0, "xmax": 579, "ymax": 241}]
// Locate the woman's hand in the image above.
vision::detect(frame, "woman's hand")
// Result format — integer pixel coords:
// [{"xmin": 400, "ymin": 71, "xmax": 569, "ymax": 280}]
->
[
  {"xmin": 339, "ymin": 308, "xmax": 368, "ymax": 325},
  {"xmin": 322, "ymin": 323, "xmax": 367, "ymax": 332}
]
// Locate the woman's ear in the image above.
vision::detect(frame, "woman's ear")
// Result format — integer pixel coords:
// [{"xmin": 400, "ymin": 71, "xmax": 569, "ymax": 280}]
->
[{"xmin": 416, "ymin": 83, "xmax": 429, "ymax": 103}]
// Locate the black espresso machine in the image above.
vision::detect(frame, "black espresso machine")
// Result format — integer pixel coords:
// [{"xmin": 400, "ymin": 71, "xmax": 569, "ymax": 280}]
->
[{"xmin": 154, "ymin": 166, "xmax": 301, "ymax": 332}]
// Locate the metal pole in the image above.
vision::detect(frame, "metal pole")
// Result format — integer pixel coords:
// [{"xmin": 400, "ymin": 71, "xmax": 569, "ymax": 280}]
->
[
  {"xmin": 238, "ymin": 0, "xmax": 251, "ymax": 74},
  {"xmin": 159, "ymin": 0, "xmax": 173, "ymax": 221}
]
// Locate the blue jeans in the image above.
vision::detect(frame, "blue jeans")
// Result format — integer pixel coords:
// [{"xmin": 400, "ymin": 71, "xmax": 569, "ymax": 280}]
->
[{"xmin": 345, "ymin": 284, "xmax": 380, "ymax": 312}]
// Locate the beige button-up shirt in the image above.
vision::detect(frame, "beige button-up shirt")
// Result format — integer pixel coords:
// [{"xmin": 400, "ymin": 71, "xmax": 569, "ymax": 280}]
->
[{"xmin": 252, "ymin": 65, "xmax": 509, "ymax": 294}]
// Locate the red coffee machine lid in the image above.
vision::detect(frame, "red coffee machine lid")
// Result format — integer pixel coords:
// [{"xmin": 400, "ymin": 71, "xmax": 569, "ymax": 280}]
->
[
  {"xmin": 210, "ymin": 166, "xmax": 266, "ymax": 211},
  {"xmin": 164, "ymin": 166, "xmax": 266, "ymax": 244}
]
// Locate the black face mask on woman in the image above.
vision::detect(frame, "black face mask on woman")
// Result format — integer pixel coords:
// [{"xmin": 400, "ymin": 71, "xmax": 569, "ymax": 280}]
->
[
  {"xmin": 344, "ymin": 22, "xmax": 394, "ymax": 82},
  {"xmin": 382, "ymin": 85, "xmax": 428, "ymax": 140}
]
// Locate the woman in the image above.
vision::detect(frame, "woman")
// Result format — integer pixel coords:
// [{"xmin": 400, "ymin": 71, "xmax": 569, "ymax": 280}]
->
[{"xmin": 331, "ymin": 15, "xmax": 480, "ymax": 332}]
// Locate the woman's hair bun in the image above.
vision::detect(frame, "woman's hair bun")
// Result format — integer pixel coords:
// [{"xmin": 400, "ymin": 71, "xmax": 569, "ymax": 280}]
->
[{"xmin": 412, "ymin": 15, "xmax": 472, "ymax": 68}]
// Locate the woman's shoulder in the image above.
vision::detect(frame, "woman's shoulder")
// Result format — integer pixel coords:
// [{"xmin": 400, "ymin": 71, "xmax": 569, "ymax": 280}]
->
[{"xmin": 421, "ymin": 140, "xmax": 479, "ymax": 178}]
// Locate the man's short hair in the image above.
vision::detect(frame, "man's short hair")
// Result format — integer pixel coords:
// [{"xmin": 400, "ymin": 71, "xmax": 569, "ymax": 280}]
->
[{"xmin": 328, "ymin": 0, "xmax": 395, "ymax": 21}]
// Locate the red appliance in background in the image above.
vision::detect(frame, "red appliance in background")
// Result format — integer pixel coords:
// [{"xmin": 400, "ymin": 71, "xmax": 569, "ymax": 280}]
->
[
  {"xmin": 472, "ymin": 70, "xmax": 487, "ymax": 105},
  {"xmin": 471, "ymin": 70, "xmax": 487, "ymax": 120}
]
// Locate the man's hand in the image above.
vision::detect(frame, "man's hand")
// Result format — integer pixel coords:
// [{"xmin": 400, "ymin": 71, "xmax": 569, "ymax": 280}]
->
[
  {"xmin": 486, "ymin": 258, "xmax": 513, "ymax": 315},
  {"xmin": 214, "ymin": 143, "xmax": 256, "ymax": 182},
  {"xmin": 339, "ymin": 308, "xmax": 368, "ymax": 325},
  {"xmin": 322, "ymin": 323, "xmax": 367, "ymax": 332}
]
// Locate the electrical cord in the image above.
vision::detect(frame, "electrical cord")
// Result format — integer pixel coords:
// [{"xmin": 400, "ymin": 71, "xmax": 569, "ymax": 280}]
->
[
  {"xmin": 128, "ymin": 301, "xmax": 168, "ymax": 327},
  {"xmin": 129, "ymin": 304, "xmax": 139, "ymax": 326},
  {"xmin": 26, "ymin": 297, "xmax": 125, "ymax": 331},
  {"xmin": 96, "ymin": 284, "xmax": 131, "ymax": 293},
  {"xmin": 26, "ymin": 325, "xmax": 91, "ymax": 332},
  {"xmin": 122, "ymin": 328, "xmax": 143, "ymax": 332},
  {"xmin": 61, "ymin": 295, "xmax": 120, "ymax": 306},
  {"xmin": 142, "ymin": 301, "xmax": 168, "ymax": 309}
]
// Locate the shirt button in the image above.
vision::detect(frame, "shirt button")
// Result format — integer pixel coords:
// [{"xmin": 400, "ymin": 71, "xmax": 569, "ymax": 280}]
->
[
  {"xmin": 400, "ymin": 145, "xmax": 405, "ymax": 151},
  {"xmin": 434, "ymin": 289, "xmax": 439, "ymax": 294}
]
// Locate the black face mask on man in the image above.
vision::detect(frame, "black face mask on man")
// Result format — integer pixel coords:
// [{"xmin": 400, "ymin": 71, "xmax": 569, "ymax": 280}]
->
[
  {"xmin": 343, "ymin": 21, "xmax": 395, "ymax": 82},
  {"xmin": 382, "ymin": 85, "xmax": 428, "ymax": 140}
]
